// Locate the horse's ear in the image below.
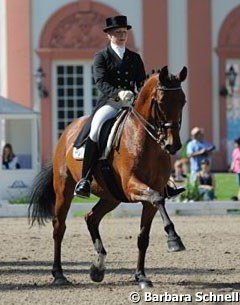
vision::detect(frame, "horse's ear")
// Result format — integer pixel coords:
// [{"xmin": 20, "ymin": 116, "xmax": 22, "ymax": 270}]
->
[
  {"xmin": 159, "ymin": 66, "xmax": 169, "ymax": 84},
  {"xmin": 177, "ymin": 66, "xmax": 188, "ymax": 82}
]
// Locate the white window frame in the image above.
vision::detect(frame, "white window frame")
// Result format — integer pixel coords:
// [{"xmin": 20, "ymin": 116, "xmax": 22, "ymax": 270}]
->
[{"xmin": 52, "ymin": 60, "xmax": 94, "ymax": 146}]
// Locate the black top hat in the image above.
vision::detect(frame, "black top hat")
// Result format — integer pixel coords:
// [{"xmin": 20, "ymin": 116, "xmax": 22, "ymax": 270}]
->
[{"xmin": 103, "ymin": 15, "xmax": 132, "ymax": 32}]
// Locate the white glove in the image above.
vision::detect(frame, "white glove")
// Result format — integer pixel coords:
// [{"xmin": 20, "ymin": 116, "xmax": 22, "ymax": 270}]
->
[{"xmin": 118, "ymin": 90, "xmax": 134, "ymax": 104}]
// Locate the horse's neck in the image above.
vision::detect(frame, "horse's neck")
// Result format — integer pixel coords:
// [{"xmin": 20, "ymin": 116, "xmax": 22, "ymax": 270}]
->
[
  {"xmin": 134, "ymin": 76, "xmax": 158, "ymax": 117},
  {"xmin": 124, "ymin": 111, "xmax": 163, "ymax": 157},
  {"xmin": 126, "ymin": 96, "xmax": 170, "ymax": 162},
  {"xmin": 121, "ymin": 118, "xmax": 171, "ymax": 182},
  {"xmin": 134, "ymin": 96, "xmax": 152, "ymax": 120}
]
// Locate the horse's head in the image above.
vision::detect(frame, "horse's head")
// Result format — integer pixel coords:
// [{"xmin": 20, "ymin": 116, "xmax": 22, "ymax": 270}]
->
[{"xmin": 149, "ymin": 66, "xmax": 187, "ymax": 155}]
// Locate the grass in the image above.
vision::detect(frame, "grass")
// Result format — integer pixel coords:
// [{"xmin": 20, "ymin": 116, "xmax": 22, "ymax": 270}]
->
[
  {"xmin": 70, "ymin": 173, "xmax": 239, "ymax": 203},
  {"xmin": 72, "ymin": 210, "xmax": 89, "ymax": 217},
  {"xmin": 8, "ymin": 196, "xmax": 30, "ymax": 204},
  {"xmin": 214, "ymin": 173, "xmax": 238, "ymax": 201},
  {"xmin": 71, "ymin": 194, "xmax": 99, "ymax": 204},
  {"xmin": 8, "ymin": 174, "xmax": 238, "ymax": 204}
]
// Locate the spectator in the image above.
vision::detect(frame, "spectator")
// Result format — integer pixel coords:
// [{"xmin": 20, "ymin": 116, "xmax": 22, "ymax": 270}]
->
[
  {"xmin": 187, "ymin": 127, "xmax": 215, "ymax": 182},
  {"xmin": 2, "ymin": 143, "xmax": 20, "ymax": 170},
  {"xmin": 230, "ymin": 137, "xmax": 240, "ymax": 201},
  {"xmin": 178, "ymin": 138, "xmax": 191, "ymax": 174},
  {"xmin": 196, "ymin": 159, "xmax": 215, "ymax": 201},
  {"xmin": 171, "ymin": 159, "xmax": 187, "ymax": 187}
]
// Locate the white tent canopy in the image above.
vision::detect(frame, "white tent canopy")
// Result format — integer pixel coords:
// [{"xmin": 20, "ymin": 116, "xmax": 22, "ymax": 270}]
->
[{"xmin": 0, "ymin": 96, "xmax": 36, "ymax": 114}]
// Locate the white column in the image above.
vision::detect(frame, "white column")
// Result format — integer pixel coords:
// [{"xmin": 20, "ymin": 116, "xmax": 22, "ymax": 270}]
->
[
  {"xmin": 168, "ymin": 0, "xmax": 189, "ymax": 143},
  {"xmin": 52, "ymin": 61, "xmax": 57, "ymax": 147},
  {"xmin": 0, "ymin": 118, "xmax": 6, "ymax": 145},
  {"xmin": 31, "ymin": 116, "xmax": 40, "ymax": 171},
  {"xmin": 84, "ymin": 62, "xmax": 93, "ymax": 116},
  {"xmin": 0, "ymin": 118, "xmax": 6, "ymax": 173}
]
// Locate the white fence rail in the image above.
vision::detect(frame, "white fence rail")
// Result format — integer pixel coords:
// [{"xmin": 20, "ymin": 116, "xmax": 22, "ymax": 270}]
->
[{"xmin": 1, "ymin": 200, "xmax": 240, "ymax": 218}]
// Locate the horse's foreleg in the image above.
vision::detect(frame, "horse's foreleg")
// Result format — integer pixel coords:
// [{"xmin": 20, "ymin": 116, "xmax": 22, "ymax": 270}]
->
[
  {"xmin": 127, "ymin": 178, "xmax": 185, "ymax": 252},
  {"xmin": 158, "ymin": 200, "xmax": 185, "ymax": 252},
  {"xmin": 135, "ymin": 202, "xmax": 157, "ymax": 288},
  {"xmin": 52, "ymin": 180, "xmax": 73, "ymax": 285},
  {"xmin": 85, "ymin": 198, "xmax": 120, "ymax": 282}
]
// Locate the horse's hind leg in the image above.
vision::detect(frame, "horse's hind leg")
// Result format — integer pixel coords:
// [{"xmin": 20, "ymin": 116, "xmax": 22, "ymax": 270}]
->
[
  {"xmin": 52, "ymin": 177, "xmax": 73, "ymax": 285},
  {"xmin": 135, "ymin": 202, "xmax": 158, "ymax": 288},
  {"xmin": 158, "ymin": 199, "xmax": 185, "ymax": 252},
  {"xmin": 85, "ymin": 198, "xmax": 120, "ymax": 282}
]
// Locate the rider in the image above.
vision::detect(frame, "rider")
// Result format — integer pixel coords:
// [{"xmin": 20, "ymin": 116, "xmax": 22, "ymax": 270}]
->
[{"xmin": 74, "ymin": 15, "xmax": 185, "ymax": 199}]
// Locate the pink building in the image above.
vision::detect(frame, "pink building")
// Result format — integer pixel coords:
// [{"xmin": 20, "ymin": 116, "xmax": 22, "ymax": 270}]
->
[{"xmin": 1, "ymin": 0, "xmax": 240, "ymax": 171}]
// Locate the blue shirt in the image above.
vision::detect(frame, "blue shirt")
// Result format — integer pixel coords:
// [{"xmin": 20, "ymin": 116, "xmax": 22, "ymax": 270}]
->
[{"xmin": 187, "ymin": 140, "xmax": 212, "ymax": 173}]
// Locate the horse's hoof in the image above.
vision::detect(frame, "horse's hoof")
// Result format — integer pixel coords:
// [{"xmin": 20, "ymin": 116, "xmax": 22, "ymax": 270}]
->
[
  {"xmin": 138, "ymin": 278, "xmax": 153, "ymax": 289},
  {"xmin": 167, "ymin": 236, "xmax": 186, "ymax": 252},
  {"xmin": 90, "ymin": 264, "xmax": 105, "ymax": 282},
  {"xmin": 135, "ymin": 272, "xmax": 153, "ymax": 289},
  {"xmin": 52, "ymin": 276, "xmax": 71, "ymax": 286}
]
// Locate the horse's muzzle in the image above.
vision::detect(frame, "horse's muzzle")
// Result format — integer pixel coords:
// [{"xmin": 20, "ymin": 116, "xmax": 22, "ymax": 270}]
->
[{"xmin": 165, "ymin": 143, "xmax": 182, "ymax": 155}]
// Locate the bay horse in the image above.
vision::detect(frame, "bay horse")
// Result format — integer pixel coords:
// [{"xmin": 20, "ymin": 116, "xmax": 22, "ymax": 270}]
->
[{"xmin": 29, "ymin": 66, "xmax": 187, "ymax": 288}]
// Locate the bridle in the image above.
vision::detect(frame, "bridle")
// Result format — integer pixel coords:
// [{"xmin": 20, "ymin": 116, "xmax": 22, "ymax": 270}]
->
[
  {"xmin": 154, "ymin": 85, "xmax": 183, "ymax": 130},
  {"xmin": 130, "ymin": 85, "xmax": 183, "ymax": 146}
]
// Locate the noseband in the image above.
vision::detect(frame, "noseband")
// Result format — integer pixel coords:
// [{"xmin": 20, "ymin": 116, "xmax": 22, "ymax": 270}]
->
[{"xmin": 130, "ymin": 85, "xmax": 182, "ymax": 145}]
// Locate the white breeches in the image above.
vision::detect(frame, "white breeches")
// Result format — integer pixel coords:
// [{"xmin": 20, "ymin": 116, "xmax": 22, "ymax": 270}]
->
[{"xmin": 89, "ymin": 104, "xmax": 120, "ymax": 142}]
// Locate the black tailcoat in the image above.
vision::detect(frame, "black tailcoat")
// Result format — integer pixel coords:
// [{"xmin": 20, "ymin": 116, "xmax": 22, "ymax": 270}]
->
[
  {"xmin": 93, "ymin": 45, "xmax": 146, "ymax": 109},
  {"xmin": 75, "ymin": 45, "xmax": 146, "ymax": 146}
]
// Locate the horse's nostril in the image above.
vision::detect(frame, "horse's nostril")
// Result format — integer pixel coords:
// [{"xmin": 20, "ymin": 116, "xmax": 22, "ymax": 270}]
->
[
  {"xmin": 165, "ymin": 144, "xmax": 172, "ymax": 153},
  {"xmin": 165, "ymin": 144, "xmax": 181, "ymax": 155}
]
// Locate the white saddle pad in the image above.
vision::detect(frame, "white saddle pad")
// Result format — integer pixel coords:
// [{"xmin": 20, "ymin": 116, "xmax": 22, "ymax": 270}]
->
[
  {"xmin": 73, "ymin": 109, "xmax": 128, "ymax": 161},
  {"xmin": 73, "ymin": 146, "xmax": 85, "ymax": 160}
]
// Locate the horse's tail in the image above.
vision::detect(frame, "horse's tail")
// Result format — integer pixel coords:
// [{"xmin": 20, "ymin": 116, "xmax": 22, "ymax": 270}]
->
[{"xmin": 28, "ymin": 163, "xmax": 55, "ymax": 226}]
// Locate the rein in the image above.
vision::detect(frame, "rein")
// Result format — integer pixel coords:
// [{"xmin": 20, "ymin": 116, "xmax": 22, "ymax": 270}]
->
[
  {"xmin": 157, "ymin": 85, "xmax": 182, "ymax": 91},
  {"xmin": 130, "ymin": 106, "xmax": 162, "ymax": 143},
  {"xmin": 130, "ymin": 85, "xmax": 182, "ymax": 145}
]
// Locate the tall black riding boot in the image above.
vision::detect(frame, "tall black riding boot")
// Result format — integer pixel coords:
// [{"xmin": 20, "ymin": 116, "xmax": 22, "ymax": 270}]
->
[
  {"xmin": 164, "ymin": 185, "xmax": 185, "ymax": 198},
  {"xmin": 74, "ymin": 138, "xmax": 98, "ymax": 198}
]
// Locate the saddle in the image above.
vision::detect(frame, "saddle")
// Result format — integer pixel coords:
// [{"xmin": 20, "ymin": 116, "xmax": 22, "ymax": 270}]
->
[
  {"xmin": 73, "ymin": 108, "xmax": 130, "ymax": 202},
  {"xmin": 73, "ymin": 108, "xmax": 129, "ymax": 160}
]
